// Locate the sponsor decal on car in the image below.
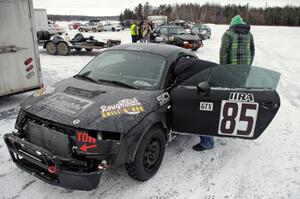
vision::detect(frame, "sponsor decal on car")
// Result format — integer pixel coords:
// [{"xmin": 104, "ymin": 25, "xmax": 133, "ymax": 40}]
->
[
  {"xmin": 157, "ymin": 92, "xmax": 170, "ymax": 106},
  {"xmin": 199, "ymin": 102, "xmax": 213, "ymax": 111},
  {"xmin": 100, "ymin": 98, "xmax": 144, "ymax": 118},
  {"xmin": 38, "ymin": 93, "xmax": 94, "ymax": 117},
  {"xmin": 33, "ymin": 86, "xmax": 55, "ymax": 97},
  {"xmin": 229, "ymin": 92, "xmax": 254, "ymax": 102}
]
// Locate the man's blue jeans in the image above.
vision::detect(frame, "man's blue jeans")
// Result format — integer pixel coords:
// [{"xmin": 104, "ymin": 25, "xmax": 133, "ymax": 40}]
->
[{"xmin": 199, "ymin": 136, "xmax": 214, "ymax": 149}]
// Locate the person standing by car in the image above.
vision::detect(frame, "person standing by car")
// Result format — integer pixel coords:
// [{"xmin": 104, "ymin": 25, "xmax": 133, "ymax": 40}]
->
[
  {"xmin": 193, "ymin": 15, "xmax": 256, "ymax": 152},
  {"xmin": 142, "ymin": 22, "xmax": 152, "ymax": 43},
  {"xmin": 130, "ymin": 21, "xmax": 139, "ymax": 43},
  {"xmin": 219, "ymin": 15, "xmax": 255, "ymax": 65},
  {"xmin": 138, "ymin": 21, "xmax": 144, "ymax": 43}
]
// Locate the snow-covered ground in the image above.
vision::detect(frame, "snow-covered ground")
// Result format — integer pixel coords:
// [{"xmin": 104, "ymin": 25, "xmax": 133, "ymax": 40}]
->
[{"xmin": 0, "ymin": 25, "xmax": 300, "ymax": 199}]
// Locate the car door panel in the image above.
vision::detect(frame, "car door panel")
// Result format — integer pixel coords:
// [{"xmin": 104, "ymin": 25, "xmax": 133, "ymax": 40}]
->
[{"xmin": 171, "ymin": 86, "xmax": 280, "ymax": 139}]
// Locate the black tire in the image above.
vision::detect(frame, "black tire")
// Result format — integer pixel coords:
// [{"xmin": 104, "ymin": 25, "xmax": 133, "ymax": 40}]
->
[
  {"xmin": 78, "ymin": 28, "xmax": 83, "ymax": 32},
  {"xmin": 85, "ymin": 48, "xmax": 93, "ymax": 52},
  {"xmin": 46, "ymin": 41, "xmax": 58, "ymax": 55},
  {"xmin": 125, "ymin": 127, "xmax": 166, "ymax": 182},
  {"xmin": 111, "ymin": 27, "xmax": 116, "ymax": 31},
  {"xmin": 44, "ymin": 31, "xmax": 51, "ymax": 40},
  {"xmin": 57, "ymin": 42, "xmax": 70, "ymax": 56},
  {"xmin": 92, "ymin": 28, "xmax": 97, "ymax": 32},
  {"xmin": 74, "ymin": 48, "xmax": 82, "ymax": 51},
  {"xmin": 37, "ymin": 31, "xmax": 43, "ymax": 40},
  {"xmin": 74, "ymin": 33, "xmax": 84, "ymax": 42}
]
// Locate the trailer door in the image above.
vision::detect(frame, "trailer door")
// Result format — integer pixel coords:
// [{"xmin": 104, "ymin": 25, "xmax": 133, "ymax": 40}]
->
[{"xmin": 0, "ymin": 0, "xmax": 42, "ymax": 96}]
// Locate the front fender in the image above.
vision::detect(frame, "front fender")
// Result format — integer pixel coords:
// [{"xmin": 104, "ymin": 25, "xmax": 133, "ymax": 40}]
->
[{"xmin": 114, "ymin": 109, "xmax": 168, "ymax": 164}]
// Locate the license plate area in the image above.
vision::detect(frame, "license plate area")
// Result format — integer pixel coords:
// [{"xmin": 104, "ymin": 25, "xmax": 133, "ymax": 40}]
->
[{"xmin": 25, "ymin": 122, "xmax": 72, "ymax": 157}]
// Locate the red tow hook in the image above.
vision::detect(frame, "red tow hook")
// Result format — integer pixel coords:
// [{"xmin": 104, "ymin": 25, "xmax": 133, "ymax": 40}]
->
[{"xmin": 48, "ymin": 165, "xmax": 58, "ymax": 174}]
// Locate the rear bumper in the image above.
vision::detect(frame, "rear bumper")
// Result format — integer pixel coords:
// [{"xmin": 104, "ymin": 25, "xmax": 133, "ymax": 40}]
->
[{"xmin": 4, "ymin": 133, "xmax": 101, "ymax": 191}]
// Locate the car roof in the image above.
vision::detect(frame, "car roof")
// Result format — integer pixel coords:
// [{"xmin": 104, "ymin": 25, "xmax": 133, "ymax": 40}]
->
[
  {"xmin": 158, "ymin": 25, "xmax": 184, "ymax": 28},
  {"xmin": 107, "ymin": 43, "xmax": 190, "ymax": 58}
]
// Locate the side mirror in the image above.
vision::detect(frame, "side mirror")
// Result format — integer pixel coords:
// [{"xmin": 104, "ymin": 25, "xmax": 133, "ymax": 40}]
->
[{"xmin": 197, "ymin": 82, "xmax": 210, "ymax": 95}]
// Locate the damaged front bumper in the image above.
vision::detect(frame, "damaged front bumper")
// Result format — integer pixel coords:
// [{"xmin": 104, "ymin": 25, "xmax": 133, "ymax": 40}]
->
[{"xmin": 4, "ymin": 133, "xmax": 102, "ymax": 191}]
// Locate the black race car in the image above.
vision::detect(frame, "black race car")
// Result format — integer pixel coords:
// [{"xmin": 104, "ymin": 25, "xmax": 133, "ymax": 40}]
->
[
  {"xmin": 151, "ymin": 25, "xmax": 203, "ymax": 51},
  {"xmin": 4, "ymin": 44, "xmax": 281, "ymax": 191}
]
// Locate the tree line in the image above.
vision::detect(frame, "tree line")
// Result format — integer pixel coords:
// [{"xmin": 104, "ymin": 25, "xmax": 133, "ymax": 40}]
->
[{"xmin": 120, "ymin": 3, "xmax": 300, "ymax": 26}]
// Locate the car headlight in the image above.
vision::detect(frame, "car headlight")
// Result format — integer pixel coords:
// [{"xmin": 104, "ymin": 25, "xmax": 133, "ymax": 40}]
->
[{"xmin": 183, "ymin": 41, "xmax": 189, "ymax": 44}]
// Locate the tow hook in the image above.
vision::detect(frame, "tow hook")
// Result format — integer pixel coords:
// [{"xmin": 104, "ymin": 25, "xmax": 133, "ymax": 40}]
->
[{"xmin": 98, "ymin": 160, "xmax": 108, "ymax": 171}]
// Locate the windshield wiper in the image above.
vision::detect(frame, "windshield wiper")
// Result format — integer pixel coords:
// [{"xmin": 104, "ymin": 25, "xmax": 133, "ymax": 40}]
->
[
  {"xmin": 74, "ymin": 74, "xmax": 101, "ymax": 84},
  {"xmin": 98, "ymin": 79, "xmax": 139, "ymax": 90}
]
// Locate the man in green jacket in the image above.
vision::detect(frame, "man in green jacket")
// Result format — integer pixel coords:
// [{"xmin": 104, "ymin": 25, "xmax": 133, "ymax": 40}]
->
[
  {"xmin": 130, "ymin": 21, "xmax": 139, "ymax": 43},
  {"xmin": 219, "ymin": 15, "xmax": 255, "ymax": 65},
  {"xmin": 193, "ymin": 15, "xmax": 255, "ymax": 152}
]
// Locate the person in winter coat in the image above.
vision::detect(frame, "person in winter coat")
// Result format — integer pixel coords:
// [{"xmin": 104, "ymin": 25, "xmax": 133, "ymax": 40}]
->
[
  {"xmin": 219, "ymin": 15, "xmax": 255, "ymax": 65},
  {"xmin": 193, "ymin": 15, "xmax": 255, "ymax": 152},
  {"xmin": 130, "ymin": 22, "xmax": 139, "ymax": 43},
  {"xmin": 142, "ymin": 22, "xmax": 153, "ymax": 43},
  {"xmin": 138, "ymin": 21, "xmax": 144, "ymax": 43}
]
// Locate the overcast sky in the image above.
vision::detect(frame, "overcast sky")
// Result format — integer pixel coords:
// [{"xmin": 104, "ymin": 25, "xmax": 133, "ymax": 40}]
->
[{"xmin": 33, "ymin": 0, "xmax": 300, "ymax": 16}]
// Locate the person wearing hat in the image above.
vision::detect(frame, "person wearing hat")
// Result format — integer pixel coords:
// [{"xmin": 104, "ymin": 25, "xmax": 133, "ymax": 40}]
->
[
  {"xmin": 219, "ymin": 15, "xmax": 255, "ymax": 65},
  {"xmin": 192, "ymin": 15, "xmax": 255, "ymax": 152}
]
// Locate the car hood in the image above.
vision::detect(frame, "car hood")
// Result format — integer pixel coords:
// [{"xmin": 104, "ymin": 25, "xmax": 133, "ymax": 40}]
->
[
  {"xmin": 21, "ymin": 78, "xmax": 163, "ymax": 133},
  {"xmin": 175, "ymin": 34, "xmax": 200, "ymax": 41}
]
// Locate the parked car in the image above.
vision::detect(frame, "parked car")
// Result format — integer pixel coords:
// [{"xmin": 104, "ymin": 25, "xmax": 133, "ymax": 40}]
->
[
  {"xmin": 4, "ymin": 43, "xmax": 281, "ymax": 190},
  {"xmin": 151, "ymin": 25, "xmax": 203, "ymax": 51},
  {"xmin": 68, "ymin": 22, "xmax": 83, "ymax": 30},
  {"xmin": 191, "ymin": 24, "xmax": 212, "ymax": 40},
  {"xmin": 78, "ymin": 22, "xmax": 104, "ymax": 32},
  {"xmin": 48, "ymin": 23, "xmax": 65, "ymax": 35},
  {"xmin": 103, "ymin": 22, "xmax": 123, "ymax": 31}
]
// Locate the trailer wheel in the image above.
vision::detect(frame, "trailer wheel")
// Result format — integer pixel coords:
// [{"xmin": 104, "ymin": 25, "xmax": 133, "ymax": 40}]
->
[
  {"xmin": 46, "ymin": 41, "xmax": 58, "ymax": 55},
  {"xmin": 111, "ymin": 27, "xmax": 116, "ymax": 31},
  {"xmin": 74, "ymin": 33, "xmax": 84, "ymax": 42},
  {"xmin": 57, "ymin": 42, "xmax": 70, "ymax": 56},
  {"xmin": 85, "ymin": 48, "xmax": 93, "ymax": 52},
  {"xmin": 125, "ymin": 127, "xmax": 166, "ymax": 182},
  {"xmin": 92, "ymin": 28, "xmax": 97, "ymax": 32},
  {"xmin": 78, "ymin": 28, "xmax": 83, "ymax": 32}
]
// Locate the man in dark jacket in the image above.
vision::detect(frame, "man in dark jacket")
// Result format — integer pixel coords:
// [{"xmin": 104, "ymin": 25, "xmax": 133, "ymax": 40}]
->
[{"xmin": 219, "ymin": 15, "xmax": 255, "ymax": 65}]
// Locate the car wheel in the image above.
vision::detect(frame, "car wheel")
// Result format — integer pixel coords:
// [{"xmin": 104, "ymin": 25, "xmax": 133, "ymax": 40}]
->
[
  {"xmin": 92, "ymin": 28, "xmax": 96, "ymax": 32},
  {"xmin": 57, "ymin": 42, "xmax": 70, "ymax": 56},
  {"xmin": 111, "ymin": 27, "xmax": 116, "ymax": 31},
  {"xmin": 78, "ymin": 28, "xmax": 83, "ymax": 32},
  {"xmin": 85, "ymin": 48, "xmax": 93, "ymax": 52},
  {"xmin": 125, "ymin": 127, "xmax": 166, "ymax": 182},
  {"xmin": 46, "ymin": 41, "xmax": 57, "ymax": 55}
]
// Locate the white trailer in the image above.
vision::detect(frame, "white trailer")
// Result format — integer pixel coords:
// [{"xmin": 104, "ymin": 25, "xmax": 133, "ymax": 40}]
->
[
  {"xmin": 0, "ymin": 0, "xmax": 43, "ymax": 96},
  {"xmin": 34, "ymin": 8, "xmax": 48, "ymax": 32}
]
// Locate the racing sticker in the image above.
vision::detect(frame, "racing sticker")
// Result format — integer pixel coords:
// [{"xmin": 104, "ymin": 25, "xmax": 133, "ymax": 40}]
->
[
  {"xmin": 38, "ymin": 93, "xmax": 94, "ymax": 117},
  {"xmin": 218, "ymin": 92, "xmax": 259, "ymax": 138},
  {"xmin": 100, "ymin": 98, "xmax": 144, "ymax": 118},
  {"xmin": 77, "ymin": 132, "xmax": 98, "ymax": 152},
  {"xmin": 199, "ymin": 102, "xmax": 213, "ymax": 111},
  {"xmin": 157, "ymin": 92, "xmax": 170, "ymax": 106}
]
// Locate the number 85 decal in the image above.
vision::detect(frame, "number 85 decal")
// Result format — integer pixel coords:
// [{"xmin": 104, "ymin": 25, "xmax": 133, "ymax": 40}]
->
[{"xmin": 218, "ymin": 101, "xmax": 259, "ymax": 138}]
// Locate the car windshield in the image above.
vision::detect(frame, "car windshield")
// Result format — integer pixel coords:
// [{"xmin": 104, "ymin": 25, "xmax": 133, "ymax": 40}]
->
[
  {"xmin": 78, "ymin": 50, "xmax": 167, "ymax": 90},
  {"xmin": 169, "ymin": 27, "xmax": 187, "ymax": 35}
]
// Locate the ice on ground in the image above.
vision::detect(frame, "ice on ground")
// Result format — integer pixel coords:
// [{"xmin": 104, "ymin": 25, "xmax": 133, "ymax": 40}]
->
[{"xmin": 0, "ymin": 25, "xmax": 300, "ymax": 199}]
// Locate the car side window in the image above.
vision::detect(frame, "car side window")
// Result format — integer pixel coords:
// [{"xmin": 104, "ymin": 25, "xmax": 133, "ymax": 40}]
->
[
  {"xmin": 208, "ymin": 65, "xmax": 281, "ymax": 89},
  {"xmin": 191, "ymin": 27, "xmax": 199, "ymax": 34},
  {"xmin": 160, "ymin": 28, "xmax": 168, "ymax": 35},
  {"xmin": 179, "ymin": 67, "xmax": 213, "ymax": 86}
]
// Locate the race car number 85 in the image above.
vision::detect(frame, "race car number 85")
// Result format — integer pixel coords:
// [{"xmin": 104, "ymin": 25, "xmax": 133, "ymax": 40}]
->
[{"xmin": 218, "ymin": 100, "xmax": 259, "ymax": 138}]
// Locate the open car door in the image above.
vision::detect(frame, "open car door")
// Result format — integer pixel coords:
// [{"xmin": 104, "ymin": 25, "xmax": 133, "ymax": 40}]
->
[{"xmin": 171, "ymin": 64, "xmax": 281, "ymax": 139}]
